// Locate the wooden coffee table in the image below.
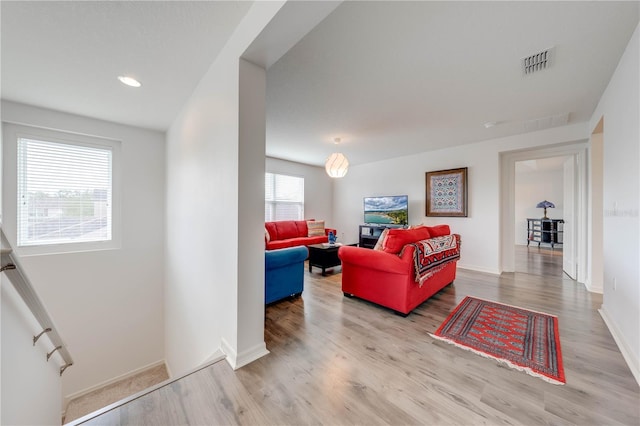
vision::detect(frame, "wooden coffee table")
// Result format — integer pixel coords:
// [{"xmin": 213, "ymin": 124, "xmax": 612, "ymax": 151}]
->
[{"xmin": 307, "ymin": 243, "xmax": 356, "ymax": 276}]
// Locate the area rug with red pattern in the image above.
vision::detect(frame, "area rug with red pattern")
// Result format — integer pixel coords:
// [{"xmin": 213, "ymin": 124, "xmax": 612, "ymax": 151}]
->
[{"xmin": 430, "ymin": 296, "xmax": 565, "ymax": 384}]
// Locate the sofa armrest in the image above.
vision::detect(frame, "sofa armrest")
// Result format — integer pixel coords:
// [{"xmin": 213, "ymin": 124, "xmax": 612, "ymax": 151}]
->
[
  {"xmin": 265, "ymin": 246, "xmax": 308, "ymax": 269},
  {"xmin": 338, "ymin": 245, "xmax": 413, "ymax": 275}
]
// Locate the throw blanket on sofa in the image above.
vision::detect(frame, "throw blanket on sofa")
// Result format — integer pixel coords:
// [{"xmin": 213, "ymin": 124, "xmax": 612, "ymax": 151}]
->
[{"xmin": 405, "ymin": 234, "xmax": 461, "ymax": 286}]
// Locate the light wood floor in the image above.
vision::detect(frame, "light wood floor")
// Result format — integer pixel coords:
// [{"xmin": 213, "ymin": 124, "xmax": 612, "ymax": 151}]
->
[
  {"xmin": 82, "ymin": 249, "xmax": 639, "ymax": 425},
  {"xmin": 515, "ymin": 244, "xmax": 564, "ymax": 277}
]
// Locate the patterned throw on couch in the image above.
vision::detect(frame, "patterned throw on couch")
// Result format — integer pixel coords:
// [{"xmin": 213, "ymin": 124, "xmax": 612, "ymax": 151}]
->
[{"xmin": 403, "ymin": 234, "xmax": 461, "ymax": 286}]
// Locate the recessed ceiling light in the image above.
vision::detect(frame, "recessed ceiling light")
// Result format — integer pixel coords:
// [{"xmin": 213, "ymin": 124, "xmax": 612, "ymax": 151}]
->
[{"xmin": 117, "ymin": 75, "xmax": 142, "ymax": 88}]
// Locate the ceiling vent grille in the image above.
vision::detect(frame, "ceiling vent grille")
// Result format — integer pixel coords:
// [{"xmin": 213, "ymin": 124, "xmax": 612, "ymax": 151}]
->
[{"xmin": 522, "ymin": 47, "xmax": 554, "ymax": 75}]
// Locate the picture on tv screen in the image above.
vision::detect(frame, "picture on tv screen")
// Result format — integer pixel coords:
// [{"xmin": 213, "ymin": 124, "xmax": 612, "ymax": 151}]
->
[{"xmin": 363, "ymin": 195, "xmax": 408, "ymax": 225}]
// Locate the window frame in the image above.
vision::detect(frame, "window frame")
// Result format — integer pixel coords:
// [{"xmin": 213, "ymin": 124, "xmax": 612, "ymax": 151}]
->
[
  {"xmin": 265, "ymin": 172, "xmax": 305, "ymax": 222},
  {"xmin": 7, "ymin": 124, "xmax": 122, "ymax": 256}
]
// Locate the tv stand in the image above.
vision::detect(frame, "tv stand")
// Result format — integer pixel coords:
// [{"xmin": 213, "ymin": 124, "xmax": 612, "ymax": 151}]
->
[{"xmin": 359, "ymin": 224, "xmax": 405, "ymax": 249}]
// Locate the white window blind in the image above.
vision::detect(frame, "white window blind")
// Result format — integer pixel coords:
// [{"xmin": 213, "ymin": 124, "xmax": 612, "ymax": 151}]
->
[
  {"xmin": 265, "ymin": 173, "xmax": 304, "ymax": 221},
  {"xmin": 17, "ymin": 137, "xmax": 113, "ymax": 247}
]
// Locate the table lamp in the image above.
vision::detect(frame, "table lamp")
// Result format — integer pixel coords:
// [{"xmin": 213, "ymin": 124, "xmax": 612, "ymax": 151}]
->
[{"xmin": 536, "ymin": 200, "xmax": 555, "ymax": 219}]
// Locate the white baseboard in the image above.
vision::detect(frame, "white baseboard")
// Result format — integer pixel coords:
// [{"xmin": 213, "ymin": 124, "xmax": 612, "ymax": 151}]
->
[
  {"xmin": 220, "ymin": 338, "xmax": 236, "ymax": 367},
  {"xmin": 202, "ymin": 349, "xmax": 226, "ymax": 366},
  {"xmin": 221, "ymin": 338, "xmax": 269, "ymax": 370},
  {"xmin": 599, "ymin": 307, "xmax": 640, "ymax": 386},
  {"xmin": 164, "ymin": 359, "xmax": 173, "ymax": 379},
  {"xmin": 235, "ymin": 342, "xmax": 269, "ymax": 369},
  {"xmin": 163, "ymin": 349, "xmax": 225, "ymax": 382},
  {"xmin": 584, "ymin": 278, "xmax": 603, "ymax": 294},
  {"xmin": 63, "ymin": 359, "xmax": 166, "ymax": 408},
  {"xmin": 457, "ymin": 264, "xmax": 501, "ymax": 276}
]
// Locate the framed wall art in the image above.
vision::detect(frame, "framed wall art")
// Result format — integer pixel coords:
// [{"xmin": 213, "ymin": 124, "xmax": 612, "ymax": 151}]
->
[{"xmin": 425, "ymin": 167, "xmax": 468, "ymax": 217}]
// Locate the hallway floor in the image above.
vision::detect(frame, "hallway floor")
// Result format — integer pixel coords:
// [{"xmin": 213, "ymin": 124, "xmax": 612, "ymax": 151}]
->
[{"xmin": 515, "ymin": 244, "xmax": 564, "ymax": 277}]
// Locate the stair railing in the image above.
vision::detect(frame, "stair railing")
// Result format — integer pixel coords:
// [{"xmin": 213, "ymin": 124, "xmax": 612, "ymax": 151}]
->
[{"xmin": 1, "ymin": 227, "xmax": 73, "ymax": 375}]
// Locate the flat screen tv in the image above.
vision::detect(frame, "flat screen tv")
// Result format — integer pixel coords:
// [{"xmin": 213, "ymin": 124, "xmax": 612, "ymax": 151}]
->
[{"xmin": 364, "ymin": 195, "xmax": 408, "ymax": 225}]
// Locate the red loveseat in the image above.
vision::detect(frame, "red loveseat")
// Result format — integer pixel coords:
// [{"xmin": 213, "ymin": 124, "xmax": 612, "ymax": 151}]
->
[
  {"xmin": 338, "ymin": 225, "xmax": 460, "ymax": 316},
  {"xmin": 265, "ymin": 220, "xmax": 336, "ymax": 250}
]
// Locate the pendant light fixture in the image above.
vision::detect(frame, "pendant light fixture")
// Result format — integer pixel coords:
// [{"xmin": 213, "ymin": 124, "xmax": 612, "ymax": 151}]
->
[{"xmin": 325, "ymin": 138, "xmax": 349, "ymax": 178}]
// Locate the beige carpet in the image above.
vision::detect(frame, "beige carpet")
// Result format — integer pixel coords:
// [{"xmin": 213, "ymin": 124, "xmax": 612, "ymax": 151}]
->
[{"xmin": 63, "ymin": 363, "xmax": 169, "ymax": 424}]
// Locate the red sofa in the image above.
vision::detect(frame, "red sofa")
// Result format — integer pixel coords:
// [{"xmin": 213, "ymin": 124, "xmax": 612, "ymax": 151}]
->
[
  {"xmin": 265, "ymin": 220, "xmax": 336, "ymax": 250},
  {"xmin": 338, "ymin": 225, "xmax": 460, "ymax": 316}
]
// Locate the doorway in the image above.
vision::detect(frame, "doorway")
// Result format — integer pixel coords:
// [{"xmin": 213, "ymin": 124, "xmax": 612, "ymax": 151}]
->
[
  {"xmin": 499, "ymin": 141, "xmax": 588, "ymax": 282},
  {"xmin": 514, "ymin": 157, "xmax": 568, "ymax": 278}
]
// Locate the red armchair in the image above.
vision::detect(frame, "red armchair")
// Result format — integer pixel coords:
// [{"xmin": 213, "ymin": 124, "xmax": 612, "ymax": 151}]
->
[{"xmin": 338, "ymin": 225, "xmax": 459, "ymax": 316}]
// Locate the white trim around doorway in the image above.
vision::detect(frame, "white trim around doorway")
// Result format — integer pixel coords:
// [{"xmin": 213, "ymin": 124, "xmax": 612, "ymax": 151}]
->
[{"xmin": 500, "ymin": 141, "xmax": 589, "ymax": 284}]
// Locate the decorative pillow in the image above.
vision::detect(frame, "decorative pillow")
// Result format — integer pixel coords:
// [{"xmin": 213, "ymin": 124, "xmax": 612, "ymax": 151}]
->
[
  {"xmin": 382, "ymin": 227, "xmax": 432, "ymax": 254},
  {"xmin": 426, "ymin": 224, "xmax": 450, "ymax": 237},
  {"xmin": 265, "ymin": 227, "xmax": 270, "ymax": 243},
  {"xmin": 307, "ymin": 220, "xmax": 325, "ymax": 237},
  {"xmin": 373, "ymin": 228, "xmax": 389, "ymax": 251}
]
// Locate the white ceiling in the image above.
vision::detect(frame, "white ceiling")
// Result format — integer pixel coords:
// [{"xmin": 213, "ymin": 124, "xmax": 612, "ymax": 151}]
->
[
  {"xmin": 2, "ymin": 1, "xmax": 639, "ymax": 168},
  {"xmin": 266, "ymin": 1, "xmax": 639, "ymax": 166},
  {"xmin": 1, "ymin": 1, "xmax": 252, "ymax": 131}
]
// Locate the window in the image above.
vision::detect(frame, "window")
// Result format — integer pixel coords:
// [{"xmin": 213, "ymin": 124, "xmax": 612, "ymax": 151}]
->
[
  {"xmin": 17, "ymin": 136, "xmax": 113, "ymax": 248},
  {"xmin": 265, "ymin": 173, "xmax": 304, "ymax": 221}
]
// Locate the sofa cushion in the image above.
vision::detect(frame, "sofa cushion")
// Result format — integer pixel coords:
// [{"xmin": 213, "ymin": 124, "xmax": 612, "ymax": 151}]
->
[
  {"xmin": 276, "ymin": 221, "xmax": 299, "ymax": 240},
  {"xmin": 266, "ymin": 235, "xmax": 327, "ymax": 250},
  {"xmin": 307, "ymin": 220, "xmax": 325, "ymax": 237},
  {"xmin": 426, "ymin": 224, "xmax": 451, "ymax": 237},
  {"xmin": 295, "ymin": 220, "xmax": 309, "ymax": 237},
  {"xmin": 382, "ymin": 227, "xmax": 432, "ymax": 254}
]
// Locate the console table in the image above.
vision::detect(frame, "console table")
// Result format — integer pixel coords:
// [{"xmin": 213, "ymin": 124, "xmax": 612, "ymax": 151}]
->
[{"xmin": 527, "ymin": 218, "xmax": 564, "ymax": 248}]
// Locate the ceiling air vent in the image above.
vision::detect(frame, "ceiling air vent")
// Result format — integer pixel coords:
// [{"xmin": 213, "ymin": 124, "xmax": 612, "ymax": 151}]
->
[{"xmin": 522, "ymin": 47, "xmax": 554, "ymax": 75}]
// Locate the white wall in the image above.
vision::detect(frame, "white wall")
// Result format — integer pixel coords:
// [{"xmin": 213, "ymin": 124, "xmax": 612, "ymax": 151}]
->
[
  {"xmin": 1, "ymin": 101, "xmax": 166, "ymax": 400},
  {"xmin": 514, "ymin": 166, "xmax": 564, "ymax": 245},
  {"xmin": 0, "ymin": 108, "xmax": 4, "ymax": 426},
  {"xmin": 266, "ymin": 157, "xmax": 334, "ymax": 229},
  {"xmin": 333, "ymin": 123, "xmax": 588, "ymax": 275},
  {"xmin": 234, "ymin": 58, "xmax": 270, "ymax": 367},
  {"xmin": 1, "ymin": 278, "xmax": 62, "ymax": 425},
  {"xmin": 589, "ymin": 23, "xmax": 639, "ymax": 384},
  {"xmin": 588, "ymin": 131, "xmax": 604, "ymax": 293},
  {"xmin": 164, "ymin": 2, "xmax": 285, "ymax": 375}
]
